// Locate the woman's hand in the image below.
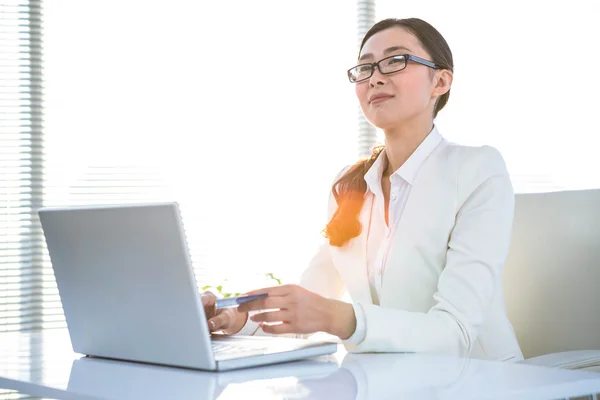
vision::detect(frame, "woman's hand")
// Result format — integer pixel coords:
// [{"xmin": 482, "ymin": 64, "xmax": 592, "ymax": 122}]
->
[
  {"xmin": 237, "ymin": 284, "xmax": 357, "ymax": 339},
  {"xmin": 201, "ymin": 291, "xmax": 248, "ymax": 334}
]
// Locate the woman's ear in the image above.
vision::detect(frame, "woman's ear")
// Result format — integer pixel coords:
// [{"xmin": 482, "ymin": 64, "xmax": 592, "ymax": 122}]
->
[{"xmin": 433, "ymin": 69, "xmax": 453, "ymax": 97}]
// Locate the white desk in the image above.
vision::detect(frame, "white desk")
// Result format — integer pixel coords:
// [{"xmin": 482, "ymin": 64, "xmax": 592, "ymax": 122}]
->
[{"xmin": 1, "ymin": 330, "xmax": 599, "ymax": 400}]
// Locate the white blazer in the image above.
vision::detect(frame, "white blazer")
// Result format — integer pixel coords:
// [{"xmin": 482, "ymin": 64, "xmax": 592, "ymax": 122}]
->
[{"xmin": 300, "ymin": 139, "xmax": 524, "ymax": 361}]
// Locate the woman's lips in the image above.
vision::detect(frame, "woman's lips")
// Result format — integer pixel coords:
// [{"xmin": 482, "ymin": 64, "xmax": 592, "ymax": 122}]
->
[{"xmin": 369, "ymin": 95, "xmax": 394, "ymax": 104}]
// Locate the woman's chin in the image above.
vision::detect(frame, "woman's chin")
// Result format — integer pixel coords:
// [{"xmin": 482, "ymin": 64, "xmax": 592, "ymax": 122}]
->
[{"xmin": 367, "ymin": 116, "xmax": 401, "ymax": 131}]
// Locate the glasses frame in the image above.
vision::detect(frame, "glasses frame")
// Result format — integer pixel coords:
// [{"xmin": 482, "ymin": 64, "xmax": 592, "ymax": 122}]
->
[{"xmin": 347, "ymin": 54, "xmax": 439, "ymax": 83}]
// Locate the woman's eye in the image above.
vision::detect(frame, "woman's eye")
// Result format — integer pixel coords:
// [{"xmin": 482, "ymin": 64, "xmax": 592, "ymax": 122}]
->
[{"xmin": 387, "ymin": 56, "xmax": 405, "ymax": 65}]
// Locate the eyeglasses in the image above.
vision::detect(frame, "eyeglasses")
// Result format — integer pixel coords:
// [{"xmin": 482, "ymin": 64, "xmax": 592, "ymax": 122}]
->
[{"xmin": 347, "ymin": 54, "xmax": 439, "ymax": 83}]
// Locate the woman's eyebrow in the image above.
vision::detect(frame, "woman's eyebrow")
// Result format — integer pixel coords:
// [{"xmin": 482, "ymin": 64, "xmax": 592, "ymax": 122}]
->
[{"xmin": 358, "ymin": 45, "xmax": 413, "ymax": 62}]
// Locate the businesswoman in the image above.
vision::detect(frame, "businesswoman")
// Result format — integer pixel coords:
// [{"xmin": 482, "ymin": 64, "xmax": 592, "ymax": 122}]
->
[{"xmin": 202, "ymin": 17, "xmax": 524, "ymax": 361}]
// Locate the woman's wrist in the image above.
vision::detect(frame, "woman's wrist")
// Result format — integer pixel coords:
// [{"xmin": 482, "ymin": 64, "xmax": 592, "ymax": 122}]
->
[{"xmin": 326, "ymin": 299, "xmax": 357, "ymax": 340}]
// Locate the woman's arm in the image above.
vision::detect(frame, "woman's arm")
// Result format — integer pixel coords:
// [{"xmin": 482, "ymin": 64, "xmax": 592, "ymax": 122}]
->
[
  {"xmin": 234, "ymin": 167, "xmax": 351, "ymax": 336},
  {"xmin": 237, "ymin": 233, "xmax": 350, "ymax": 336}
]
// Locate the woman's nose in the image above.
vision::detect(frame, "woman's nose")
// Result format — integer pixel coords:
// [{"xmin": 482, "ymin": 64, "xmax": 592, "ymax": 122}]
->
[{"xmin": 369, "ymin": 68, "xmax": 386, "ymax": 87}]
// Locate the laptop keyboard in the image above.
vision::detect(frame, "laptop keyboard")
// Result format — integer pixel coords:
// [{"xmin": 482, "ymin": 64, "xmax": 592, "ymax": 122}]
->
[
  {"xmin": 210, "ymin": 336, "xmax": 318, "ymax": 359},
  {"xmin": 211, "ymin": 339, "xmax": 278, "ymax": 358},
  {"xmin": 211, "ymin": 340, "xmax": 269, "ymax": 356},
  {"xmin": 210, "ymin": 336, "xmax": 336, "ymax": 362}
]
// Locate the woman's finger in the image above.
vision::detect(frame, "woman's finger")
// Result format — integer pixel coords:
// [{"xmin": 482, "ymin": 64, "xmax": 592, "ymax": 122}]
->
[
  {"xmin": 260, "ymin": 322, "xmax": 293, "ymax": 335},
  {"xmin": 201, "ymin": 292, "xmax": 217, "ymax": 320},
  {"xmin": 201, "ymin": 291, "xmax": 217, "ymax": 307},
  {"xmin": 208, "ymin": 311, "xmax": 233, "ymax": 332},
  {"xmin": 244, "ymin": 284, "xmax": 295, "ymax": 298},
  {"xmin": 250, "ymin": 310, "xmax": 291, "ymax": 323},
  {"xmin": 238, "ymin": 294, "xmax": 290, "ymax": 313}
]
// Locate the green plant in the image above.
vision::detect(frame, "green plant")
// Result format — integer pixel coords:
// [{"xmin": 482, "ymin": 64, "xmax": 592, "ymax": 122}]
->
[
  {"xmin": 264, "ymin": 272, "xmax": 281, "ymax": 285},
  {"xmin": 202, "ymin": 273, "xmax": 282, "ymax": 298}
]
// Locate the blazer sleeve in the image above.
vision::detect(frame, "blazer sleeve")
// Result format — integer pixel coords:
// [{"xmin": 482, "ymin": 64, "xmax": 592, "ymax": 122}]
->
[
  {"xmin": 299, "ymin": 241, "xmax": 345, "ymax": 300},
  {"xmin": 298, "ymin": 167, "xmax": 349, "ymax": 299},
  {"xmin": 345, "ymin": 146, "xmax": 515, "ymax": 356}
]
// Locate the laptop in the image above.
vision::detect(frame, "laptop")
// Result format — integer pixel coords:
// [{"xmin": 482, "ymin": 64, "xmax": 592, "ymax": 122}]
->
[{"xmin": 38, "ymin": 203, "xmax": 338, "ymax": 371}]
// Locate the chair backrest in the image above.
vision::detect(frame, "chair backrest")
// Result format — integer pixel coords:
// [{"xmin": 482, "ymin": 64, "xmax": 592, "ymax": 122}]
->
[{"xmin": 502, "ymin": 189, "xmax": 600, "ymax": 359}]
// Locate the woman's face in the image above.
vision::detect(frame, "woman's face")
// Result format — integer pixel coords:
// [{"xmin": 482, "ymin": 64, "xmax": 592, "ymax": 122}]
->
[{"xmin": 355, "ymin": 27, "xmax": 442, "ymax": 131}]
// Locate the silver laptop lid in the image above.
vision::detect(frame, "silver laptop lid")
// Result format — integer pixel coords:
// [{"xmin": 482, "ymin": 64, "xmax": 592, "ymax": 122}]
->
[{"xmin": 39, "ymin": 203, "xmax": 216, "ymax": 370}]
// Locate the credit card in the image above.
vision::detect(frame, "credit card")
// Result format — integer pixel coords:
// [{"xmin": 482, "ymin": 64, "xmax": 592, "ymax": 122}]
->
[{"xmin": 215, "ymin": 293, "xmax": 268, "ymax": 309}]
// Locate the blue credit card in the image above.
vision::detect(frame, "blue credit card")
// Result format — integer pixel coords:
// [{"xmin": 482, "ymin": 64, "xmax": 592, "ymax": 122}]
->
[{"xmin": 215, "ymin": 293, "xmax": 268, "ymax": 309}]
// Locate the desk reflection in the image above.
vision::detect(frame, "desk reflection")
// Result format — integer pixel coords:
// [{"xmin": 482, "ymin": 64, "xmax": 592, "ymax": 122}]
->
[
  {"xmin": 4, "ymin": 331, "xmax": 598, "ymax": 400},
  {"xmin": 296, "ymin": 353, "xmax": 472, "ymax": 400},
  {"xmin": 335, "ymin": 353, "xmax": 599, "ymax": 400},
  {"xmin": 67, "ymin": 355, "xmax": 340, "ymax": 400},
  {"xmin": 65, "ymin": 352, "xmax": 472, "ymax": 400},
  {"xmin": 66, "ymin": 352, "xmax": 600, "ymax": 400}
]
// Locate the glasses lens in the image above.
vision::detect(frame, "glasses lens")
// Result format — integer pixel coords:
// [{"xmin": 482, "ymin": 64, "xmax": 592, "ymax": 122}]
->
[
  {"xmin": 348, "ymin": 64, "xmax": 373, "ymax": 83},
  {"xmin": 379, "ymin": 55, "xmax": 407, "ymax": 74}
]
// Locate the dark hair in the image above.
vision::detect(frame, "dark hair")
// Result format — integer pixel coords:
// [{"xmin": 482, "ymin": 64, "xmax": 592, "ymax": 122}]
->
[{"xmin": 322, "ymin": 18, "xmax": 453, "ymax": 247}]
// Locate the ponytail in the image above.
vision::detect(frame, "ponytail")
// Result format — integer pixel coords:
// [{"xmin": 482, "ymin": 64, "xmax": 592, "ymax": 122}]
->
[{"xmin": 323, "ymin": 146, "xmax": 384, "ymax": 247}]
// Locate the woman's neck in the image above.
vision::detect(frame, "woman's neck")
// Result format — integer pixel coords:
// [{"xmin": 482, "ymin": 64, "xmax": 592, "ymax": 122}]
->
[{"xmin": 383, "ymin": 118, "xmax": 434, "ymax": 176}]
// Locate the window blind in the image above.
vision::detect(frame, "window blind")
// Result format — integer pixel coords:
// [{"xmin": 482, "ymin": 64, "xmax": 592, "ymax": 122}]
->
[
  {"xmin": 357, "ymin": 0, "xmax": 377, "ymax": 158},
  {"xmin": 0, "ymin": 0, "xmax": 45, "ymax": 332},
  {"xmin": 3, "ymin": 0, "xmax": 361, "ymax": 332}
]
